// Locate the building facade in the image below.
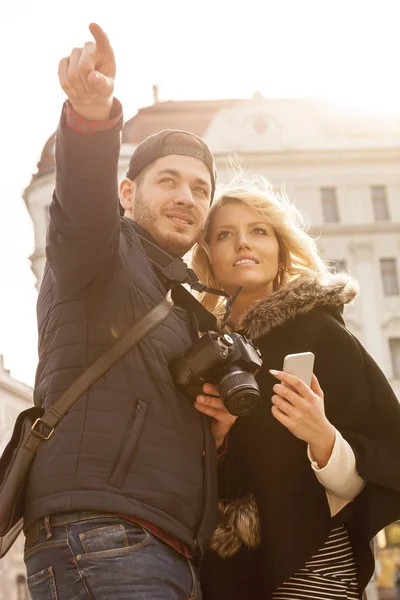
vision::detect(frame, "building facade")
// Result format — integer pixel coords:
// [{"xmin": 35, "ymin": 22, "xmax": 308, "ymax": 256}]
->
[
  {"xmin": 23, "ymin": 94, "xmax": 400, "ymax": 593},
  {"xmin": 0, "ymin": 356, "xmax": 32, "ymax": 600}
]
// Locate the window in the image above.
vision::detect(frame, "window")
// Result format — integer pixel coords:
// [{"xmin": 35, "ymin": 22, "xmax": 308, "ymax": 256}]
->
[
  {"xmin": 371, "ymin": 186, "xmax": 390, "ymax": 221},
  {"xmin": 253, "ymin": 116, "xmax": 269, "ymax": 134},
  {"xmin": 16, "ymin": 574, "xmax": 29, "ymax": 600},
  {"xmin": 327, "ymin": 259, "xmax": 347, "ymax": 274},
  {"xmin": 321, "ymin": 187, "xmax": 340, "ymax": 223},
  {"xmin": 389, "ymin": 339, "xmax": 400, "ymax": 379},
  {"xmin": 380, "ymin": 258, "xmax": 399, "ymax": 296}
]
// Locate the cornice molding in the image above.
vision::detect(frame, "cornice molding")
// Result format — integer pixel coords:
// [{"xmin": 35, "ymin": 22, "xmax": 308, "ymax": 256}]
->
[{"xmin": 310, "ymin": 222, "xmax": 400, "ymax": 236}]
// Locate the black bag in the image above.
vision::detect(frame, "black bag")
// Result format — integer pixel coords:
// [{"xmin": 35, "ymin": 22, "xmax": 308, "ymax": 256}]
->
[{"xmin": 0, "ymin": 292, "xmax": 174, "ymax": 558}]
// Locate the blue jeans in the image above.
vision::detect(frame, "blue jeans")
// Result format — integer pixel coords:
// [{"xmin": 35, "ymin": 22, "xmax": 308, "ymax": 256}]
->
[{"xmin": 24, "ymin": 512, "xmax": 202, "ymax": 600}]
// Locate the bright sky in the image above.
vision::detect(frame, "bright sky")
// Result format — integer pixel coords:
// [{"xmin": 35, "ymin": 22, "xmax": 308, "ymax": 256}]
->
[{"xmin": 1, "ymin": 0, "xmax": 399, "ymax": 388}]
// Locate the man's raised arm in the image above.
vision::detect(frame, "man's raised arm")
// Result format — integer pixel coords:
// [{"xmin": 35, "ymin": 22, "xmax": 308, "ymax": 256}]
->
[{"xmin": 47, "ymin": 24, "xmax": 122, "ymax": 292}]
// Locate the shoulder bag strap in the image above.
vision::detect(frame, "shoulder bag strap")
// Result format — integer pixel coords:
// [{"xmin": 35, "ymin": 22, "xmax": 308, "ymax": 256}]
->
[{"xmin": 24, "ymin": 291, "xmax": 174, "ymax": 452}]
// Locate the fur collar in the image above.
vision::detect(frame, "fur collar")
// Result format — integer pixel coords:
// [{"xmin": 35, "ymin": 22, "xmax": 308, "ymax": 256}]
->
[{"xmin": 240, "ymin": 273, "xmax": 359, "ymax": 340}]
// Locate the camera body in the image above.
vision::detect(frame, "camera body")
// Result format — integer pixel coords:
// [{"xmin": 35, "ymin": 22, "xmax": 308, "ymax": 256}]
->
[{"xmin": 171, "ymin": 331, "xmax": 262, "ymax": 416}]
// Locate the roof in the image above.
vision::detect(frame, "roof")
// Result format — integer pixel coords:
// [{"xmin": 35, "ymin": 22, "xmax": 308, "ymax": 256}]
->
[
  {"xmin": 32, "ymin": 96, "xmax": 400, "ymax": 181},
  {"xmin": 122, "ymin": 98, "xmax": 240, "ymax": 143}
]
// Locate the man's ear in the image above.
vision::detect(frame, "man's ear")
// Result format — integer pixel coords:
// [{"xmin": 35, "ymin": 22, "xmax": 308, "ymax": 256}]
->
[{"xmin": 119, "ymin": 178, "xmax": 137, "ymax": 217}]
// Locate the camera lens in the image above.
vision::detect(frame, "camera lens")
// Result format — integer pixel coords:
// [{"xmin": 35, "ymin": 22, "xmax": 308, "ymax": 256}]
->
[{"xmin": 218, "ymin": 366, "xmax": 260, "ymax": 417}]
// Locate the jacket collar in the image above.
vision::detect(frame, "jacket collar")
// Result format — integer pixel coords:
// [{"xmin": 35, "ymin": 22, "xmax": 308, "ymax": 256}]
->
[{"xmin": 240, "ymin": 273, "xmax": 359, "ymax": 339}]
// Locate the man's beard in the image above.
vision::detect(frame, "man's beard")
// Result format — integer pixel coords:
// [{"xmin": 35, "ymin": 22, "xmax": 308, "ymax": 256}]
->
[{"xmin": 132, "ymin": 190, "xmax": 199, "ymax": 256}]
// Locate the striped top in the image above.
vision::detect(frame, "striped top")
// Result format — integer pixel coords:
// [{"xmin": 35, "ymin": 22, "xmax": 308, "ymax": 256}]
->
[{"xmin": 273, "ymin": 526, "xmax": 360, "ymax": 600}]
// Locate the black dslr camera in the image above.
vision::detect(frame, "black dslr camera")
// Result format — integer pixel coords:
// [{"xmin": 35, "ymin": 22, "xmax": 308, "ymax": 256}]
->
[{"xmin": 170, "ymin": 331, "xmax": 262, "ymax": 417}]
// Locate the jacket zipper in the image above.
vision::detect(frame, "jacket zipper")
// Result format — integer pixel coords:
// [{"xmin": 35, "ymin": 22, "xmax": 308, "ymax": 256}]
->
[{"xmin": 194, "ymin": 419, "xmax": 208, "ymax": 551}]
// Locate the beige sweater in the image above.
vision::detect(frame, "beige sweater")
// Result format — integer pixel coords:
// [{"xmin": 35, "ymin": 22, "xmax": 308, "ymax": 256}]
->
[{"xmin": 308, "ymin": 428, "xmax": 365, "ymax": 516}]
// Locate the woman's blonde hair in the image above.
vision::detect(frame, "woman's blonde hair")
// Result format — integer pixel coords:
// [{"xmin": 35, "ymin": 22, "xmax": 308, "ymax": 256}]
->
[{"xmin": 191, "ymin": 172, "xmax": 328, "ymax": 314}]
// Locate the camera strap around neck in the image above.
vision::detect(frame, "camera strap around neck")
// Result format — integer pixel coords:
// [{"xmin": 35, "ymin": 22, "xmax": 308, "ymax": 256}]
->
[{"xmin": 133, "ymin": 224, "xmax": 231, "ymax": 331}]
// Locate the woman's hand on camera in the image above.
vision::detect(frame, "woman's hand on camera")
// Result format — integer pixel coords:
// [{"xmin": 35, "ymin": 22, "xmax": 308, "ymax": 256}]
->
[
  {"xmin": 195, "ymin": 384, "xmax": 238, "ymax": 450},
  {"xmin": 269, "ymin": 370, "xmax": 335, "ymax": 467}
]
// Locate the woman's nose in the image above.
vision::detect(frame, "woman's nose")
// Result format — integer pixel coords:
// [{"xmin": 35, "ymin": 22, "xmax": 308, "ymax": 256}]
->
[{"xmin": 235, "ymin": 234, "xmax": 251, "ymax": 250}]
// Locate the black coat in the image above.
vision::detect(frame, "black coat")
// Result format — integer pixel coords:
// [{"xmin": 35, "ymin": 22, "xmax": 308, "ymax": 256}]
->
[
  {"xmin": 24, "ymin": 104, "xmax": 218, "ymax": 556},
  {"xmin": 201, "ymin": 275, "xmax": 400, "ymax": 598}
]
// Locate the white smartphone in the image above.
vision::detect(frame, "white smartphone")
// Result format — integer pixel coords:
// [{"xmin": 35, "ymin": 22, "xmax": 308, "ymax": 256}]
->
[{"xmin": 282, "ymin": 352, "xmax": 315, "ymax": 387}]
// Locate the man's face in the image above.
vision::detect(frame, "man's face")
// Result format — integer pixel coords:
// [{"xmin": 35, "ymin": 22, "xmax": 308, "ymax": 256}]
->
[{"xmin": 120, "ymin": 155, "xmax": 212, "ymax": 256}]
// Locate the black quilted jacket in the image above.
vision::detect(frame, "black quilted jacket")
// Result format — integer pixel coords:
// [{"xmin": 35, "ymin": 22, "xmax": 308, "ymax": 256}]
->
[{"xmin": 23, "ymin": 104, "xmax": 218, "ymax": 556}]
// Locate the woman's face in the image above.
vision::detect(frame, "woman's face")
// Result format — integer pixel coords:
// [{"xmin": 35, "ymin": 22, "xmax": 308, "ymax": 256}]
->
[{"xmin": 208, "ymin": 201, "xmax": 280, "ymax": 298}]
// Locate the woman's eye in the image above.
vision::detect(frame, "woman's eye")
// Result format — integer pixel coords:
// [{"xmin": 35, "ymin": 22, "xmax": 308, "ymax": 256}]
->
[
  {"xmin": 216, "ymin": 230, "xmax": 232, "ymax": 240},
  {"xmin": 253, "ymin": 227, "xmax": 268, "ymax": 235}
]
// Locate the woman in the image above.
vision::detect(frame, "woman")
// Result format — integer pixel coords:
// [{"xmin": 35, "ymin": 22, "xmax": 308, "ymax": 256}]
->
[{"xmin": 191, "ymin": 177, "xmax": 400, "ymax": 600}]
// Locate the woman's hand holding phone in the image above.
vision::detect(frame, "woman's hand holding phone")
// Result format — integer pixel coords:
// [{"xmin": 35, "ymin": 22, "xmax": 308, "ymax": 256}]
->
[{"xmin": 269, "ymin": 369, "xmax": 335, "ymax": 467}]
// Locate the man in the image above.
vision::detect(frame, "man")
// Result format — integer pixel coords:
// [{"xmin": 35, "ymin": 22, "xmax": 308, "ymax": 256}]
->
[{"xmin": 23, "ymin": 23, "xmax": 235, "ymax": 600}]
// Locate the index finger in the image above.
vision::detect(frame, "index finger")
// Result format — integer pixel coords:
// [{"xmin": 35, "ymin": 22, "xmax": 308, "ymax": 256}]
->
[
  {"xmin": 89, "ymin": 23, "xmax": 112, "ymax": 53},
  {"xmin": 269, "ymin": 369, "xmax": 311, "ymax": 396},
  {"xmin": 310, "ymin": 372, "xmax": 323, "ymax": 396},
  {"xmin": 202, "ymin": 382, "xmax": 220, "ymax": 397}
]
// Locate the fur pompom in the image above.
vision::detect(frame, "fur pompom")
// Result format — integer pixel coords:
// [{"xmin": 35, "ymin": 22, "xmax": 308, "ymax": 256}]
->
[{"xmin": 209, "ymin": 493, "xmax": 261, "ymax": 558}]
